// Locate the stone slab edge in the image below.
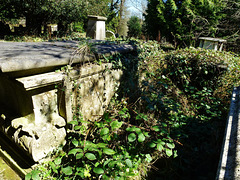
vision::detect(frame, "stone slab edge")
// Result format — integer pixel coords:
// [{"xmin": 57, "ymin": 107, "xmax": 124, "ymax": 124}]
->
[
  {"xmin": 0, "ymin": 42, "xmax": 136, "ymax": 74},
  {"xmin": 216, "ymin": 86, "xmax": 240, "ymax": 180}
]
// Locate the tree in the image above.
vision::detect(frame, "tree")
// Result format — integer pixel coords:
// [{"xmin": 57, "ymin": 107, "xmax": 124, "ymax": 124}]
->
[
  {"xmin": 145, "ymin": 0, "xmax": 226, "ymax": 47},
  {"xmin": 127, "ymin": 16, "xmax": 142, "ymax": 38},
  {"xmin": 218, "ymin": 0, "xmax": 240, "ymax": 37},
  {"xmin": 217, "ymin": 0, "xmax": 240, "ymax": 52},
  {"xmin": 0, "ymin": 0, "xmax": 113, "ymax": 35},
  {"xmin": 0, "ymin": 0, "xmax": 57, "ymax": 34},
  {"xmin": 0, "ymin": 0, "xmax": 131, "ymax": 36}
]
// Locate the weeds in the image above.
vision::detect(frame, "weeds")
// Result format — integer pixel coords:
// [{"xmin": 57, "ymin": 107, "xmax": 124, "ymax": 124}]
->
[{"xmin": 25, "ymin": 40, "xmax": 240, "ymax": 179}]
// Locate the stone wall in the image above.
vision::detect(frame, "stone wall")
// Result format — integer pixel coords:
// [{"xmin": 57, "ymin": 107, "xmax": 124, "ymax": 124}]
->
[
  {"xmin": 0, "ymin": 62, "xmax": 122, "ymax": 162},
  {"xmin": 0, "ymin": 41, "xmax": 136, "ymax": 162}
]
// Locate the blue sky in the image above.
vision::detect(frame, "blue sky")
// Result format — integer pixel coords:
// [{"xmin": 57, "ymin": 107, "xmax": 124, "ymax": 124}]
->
[{"xmin": 126, "ymin": 0, "xmax": 148, "ymax": 18}]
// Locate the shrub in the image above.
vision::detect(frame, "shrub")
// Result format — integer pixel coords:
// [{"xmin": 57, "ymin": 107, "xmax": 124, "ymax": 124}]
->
[{"xmin": 26, "ymin": 40, "xmax": 240, "ymax": 180}]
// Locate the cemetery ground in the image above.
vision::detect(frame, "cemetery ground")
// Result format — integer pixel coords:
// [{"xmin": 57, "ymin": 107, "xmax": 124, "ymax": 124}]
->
[{"xmin": 0, "ymin": 35, "xmax": 239, "ymax": 179}]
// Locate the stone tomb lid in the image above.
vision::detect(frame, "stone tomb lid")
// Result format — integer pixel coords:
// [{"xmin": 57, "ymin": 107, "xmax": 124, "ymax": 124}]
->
[
  {"xmin": 199, "ymin": 37, "xmax": 227, "ymax": 43},
  {"xmin": 87, "ymin": 15, "xmax": 107, "ymax": 21},
  {"xmin": 0, "ymin": 40, "xmax": 136, "ymax": 76}
]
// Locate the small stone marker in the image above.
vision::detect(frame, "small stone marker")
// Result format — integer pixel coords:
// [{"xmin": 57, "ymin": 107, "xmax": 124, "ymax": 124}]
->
[{"xmin": 86, "ymin": 15, "xmax": 107, "ymax": 40}]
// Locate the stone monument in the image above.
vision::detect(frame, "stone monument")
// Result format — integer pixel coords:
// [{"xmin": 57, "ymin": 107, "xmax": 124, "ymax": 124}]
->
[
  {"xmin": 199, "ymin": 37, "xmax": 226, "ymax": 51},
  {"xmin": 86, "ymin": 15, "xmax": 107, "ymax": 40}
]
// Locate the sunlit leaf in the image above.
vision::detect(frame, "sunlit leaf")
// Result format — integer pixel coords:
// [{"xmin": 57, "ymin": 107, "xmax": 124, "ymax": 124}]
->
[
  {"xmin": 85, "ymin": 153, "xmax": 97, "ymax": 160},
  {"xmin": 103, "ymin": 148, "xmax": 116, "ymax": 155},
  {"xmin": 157, "ymin": 143, "xmax": 164, "ymax": 151},
  {"xmin": 74, "ymin": 125, "xmax": 81, "ymax": 131},
  {"xmin": 100, "ymin": 127, "xmax": 109, "ymax": 136},
  {"xmin": 125, "ymin": 159, "xmax": 132, "ymax": 168},
  {"xmin": 138, "ymin": 133, "xmax": 145, "ymax": 142},
  {"xmin": 166, "ymin": 149, "xmax": 173, "ymax": 157},
  {"xmin": 152, "ymin": 126, "xmax": 160, "ymax": 132},
  {"xmin": 145, "ymin": 154, "xmax": 152, "ymax": 163},
  {"xmin": 68, "ymin": 148, "xmax": 82, "ymax": 156},
  {"xmin": 54, "ymin": 157, "xmax": 62, "ymax": 165},
  {"xmin": 31, "ymin": 170, "xmax": 41, "ymax": 180},
  {"xmin": 166, "ymin": 143, "xmax": 175, "ymax": 149},
  {"xmin": 148, "ymin": 142, "xmax": 156, "ymax": 148},
  {"xmin": 62, "ymin": 166, "xmax": 73, "ymax": 176},
  {"xmin": 93, "ymin": 167, "xmax": 104, "ymax": 174},
  {"xmin": 25, "ymin": 173, "xmax": 31, "ymax": 180},
  {"xmin": 68, "ymin": 120, "xmax": 78, "ymax": 125},
  {"xmin": 135, "ymin": 128, "xmax": 142, "ymax": 135},
  {"xmin": 97, "ymin": 143, "xmax": 107, "ymax": 148},
  {"xmin": 76, "ymin": 153, "xmax": 84, "ymax": 159},
  {"xmin": 128, "ymin": 133, "xmax": 136, "ymax": 142},
  {"xmin": 72, "ymin": 139, "xmax": 79, "ymax": 147},
  {"xmin": 110, "ymin": 121, "xmax": 123, "ymax": 130}
]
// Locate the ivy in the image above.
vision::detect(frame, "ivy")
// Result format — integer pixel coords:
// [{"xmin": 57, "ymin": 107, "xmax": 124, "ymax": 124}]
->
[{"xmin": 25, "ymin": 40, "xmax": 239, "ymax": 179}]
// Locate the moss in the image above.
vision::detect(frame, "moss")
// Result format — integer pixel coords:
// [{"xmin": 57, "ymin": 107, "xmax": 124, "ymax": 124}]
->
[{"xmin": 0, "ymin": 157, "xmax": 21, "ymax": 180}]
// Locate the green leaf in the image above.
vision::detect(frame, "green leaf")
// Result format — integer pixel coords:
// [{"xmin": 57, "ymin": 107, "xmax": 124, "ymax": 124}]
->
[
  {"xmin": 72, "ymin": 139, "xmax": 79, "ymax": 147},
  {"xmin": 135, "ymin": 128, "xmax": 142, "ymax": 135},
  {"xmin": 125, "ymin": 159, "xmax": 132, "ymax": 168},
  {"xmin": 157, "ymin": 143, "xmax": 164, "ymax": 152},
  {"xmin": 108, "ymin": 161, "xmax": 116, "ymax": 168},
  {"xmin": 126, "ymin": 127, "xmax": 135, "ymax": 132},
  {"xmin": 138, "ymin": 133, "xmax": 145, "ymax": 142},
  {"xmin": 49, "ymin": 161, "xmax": 58, "ymax": 174},
  {"xmin": 174, "ymin": 150, "xmax": 178, "ymax": 158},
  {"xmin": 156, "ymin": 139, "xmax": 165, "ymax": 145},
  {"xmin": 93, "ymin": 167, "xmax": 104, "ymax": 174},
  {"xmin": 166, "ymin": 149, "xmax": 173, "ymax": 157},
  {"xmin": 32, "ymin": 170, "xmax": 40, "ymax": 180},
  {"xmin": 97, "ymin": 143, "xmax": 107, "ymax": 148},
  {"xmin": 152, "ymin": 126, "xmax": 161, "ymax": 132},
  {"xmin": 74, "ymin": 125, "xmax": 81, "ymax": 131},
  {"xmin": 100, "ymin": 127, "xmax": 109, "ymax": 137},
  {"xmin": 166, "ymin": 143, "xmax": 175, "ymax": 149},
  {"xmin": 62, "ymin": 166, "xmax": 73, "ymax": 176},
  {"xmin": 68, "ymin": 120, "xmax": 78, "ymax": 125},
  {"xmin": 25, "ymin": 173, "xmax": 31, "ymax": 180},
  {"xmin": 118, "ymin": 110, "xmax": 125, "ymax": 115},
  {"xmin": 54, "ymin": 157, "xmax": 62, "ymax": 165},
  {"xmin": 103, "ymin": 148, "xmax": 116, "ymax": 155},
  {"xmin": 76, "ymin": 153, "xmax": 84, "ymax": 159},
  {"xmin": 148, "ymin": 142, "xmax": 156, "ymax": 148},
  {"xmin": 103, "ymin": 159, "xmax": 111, "ymax": 167},
  {"xmin": 128, "ymin": 133, "xmax": 136, "ymax": 142},
  {"xmin": 85, "ymin": 153, "xmax": 97, "ymax": 160},
  {"xmin": 144, "ymin": 131, "xmax": 150, "ymax": 137},
  {"xmin": 145, "ymin": 154, "xmax": 152, "ymax": 163},
  {"xmin": 68, "ymin": 148, "xmax": 83, "ymax": 156},
  {"xmin": 110, "ymin": 121, "xmax": 123, "ymax": 130}
]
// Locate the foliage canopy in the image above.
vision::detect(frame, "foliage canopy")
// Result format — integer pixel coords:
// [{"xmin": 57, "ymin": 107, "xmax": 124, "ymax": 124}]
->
[
  {"xmin": 145, "ymin": 0, "xmax": 226, "ymax": 47},
  {"xmin": 127, "ymin": 16, "xmax": 142, "ymax": 38},
  {"xmin": 0, "ymin": 0, "xmax": 124, "ymax": 35}
]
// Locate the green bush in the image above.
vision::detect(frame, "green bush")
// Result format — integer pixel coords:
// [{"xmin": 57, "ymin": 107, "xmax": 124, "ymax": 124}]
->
[{"xmin": 127, "ymin": 16, "xmax": 142, "ymax": 38}]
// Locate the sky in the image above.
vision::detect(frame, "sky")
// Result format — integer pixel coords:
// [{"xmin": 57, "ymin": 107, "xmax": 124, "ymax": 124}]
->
[{"xmin": 125, "ymin": 0, "xmax": 148, "ymax": 18}]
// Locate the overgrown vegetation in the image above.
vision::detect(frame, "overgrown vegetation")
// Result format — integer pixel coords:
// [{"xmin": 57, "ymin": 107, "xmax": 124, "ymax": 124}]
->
[
  {"xmin": 1, "ymin": 32, "xmax": 86, "ymax": 42},
  {"xmin": 25, "ymin": 40, "xmax": 239, "ymax": 180}
]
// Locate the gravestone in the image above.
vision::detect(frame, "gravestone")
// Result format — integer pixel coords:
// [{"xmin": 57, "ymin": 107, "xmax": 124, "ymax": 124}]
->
[{"xmin": 86, "ymin": 15, "xmax": 107, "ymax": 40}]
